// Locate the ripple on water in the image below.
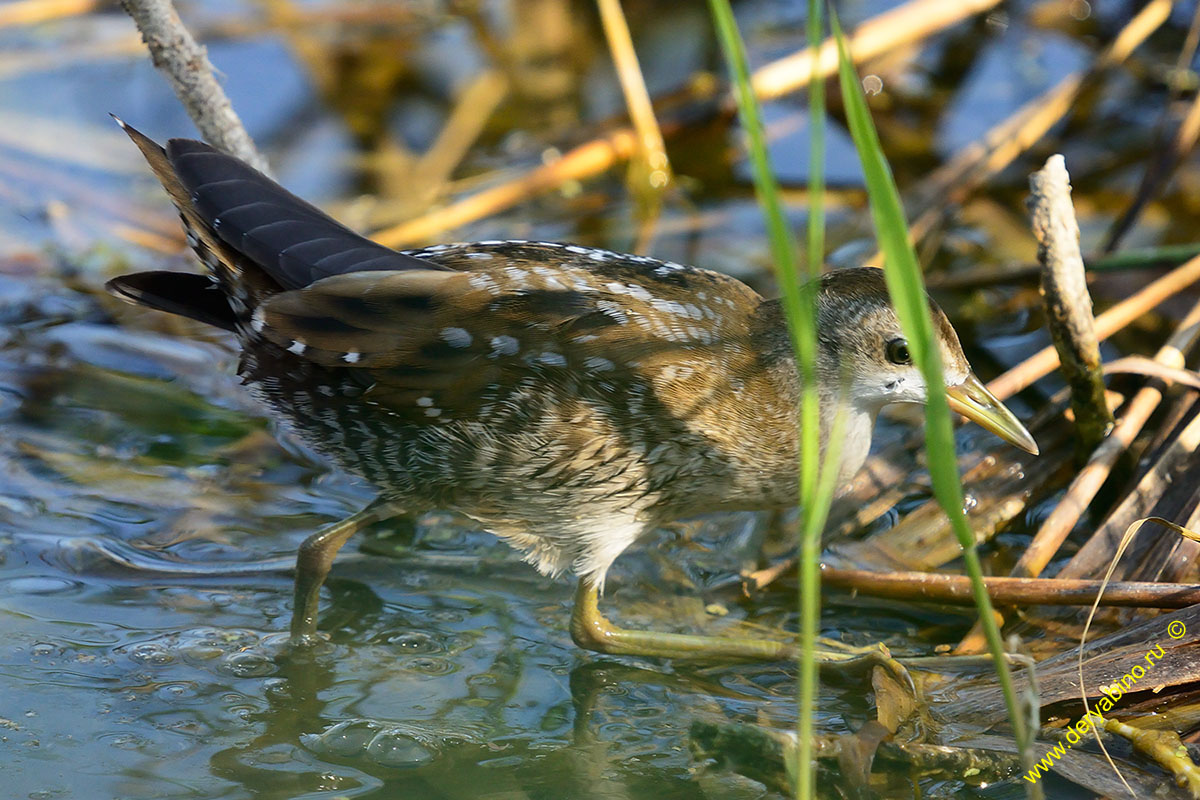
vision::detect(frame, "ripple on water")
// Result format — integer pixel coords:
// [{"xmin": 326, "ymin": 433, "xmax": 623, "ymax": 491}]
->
[
  {"xmin": 370, "ymin": 629, "xmax": 444, "ymax": 654},
  {"xmin": 220, "ymin": 650, "xmax": 279, "ymax": 678},
  {"xmin": 2, "ymin": 576, "xmax": 86, "ymax": 595},
  {"xmin": 155, "ymin": 682, "xmax": 198, "ymax": 702},
  {"xmin": 402, "ymin": 656, "xmax": 457, "ymax": 676},
  {"xmin": 96, "ymin": 731, "xmax": 154, "ymax": 752}
]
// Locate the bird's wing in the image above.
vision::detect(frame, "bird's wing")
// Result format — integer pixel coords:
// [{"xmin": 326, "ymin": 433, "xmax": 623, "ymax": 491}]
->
[
  {"xmin": 252, "ymin": 254, "xmax": 764, "ymax": 418},
  {"xmin": 162, "ymin": 138, "xmax": 447, "ymax": 291}
]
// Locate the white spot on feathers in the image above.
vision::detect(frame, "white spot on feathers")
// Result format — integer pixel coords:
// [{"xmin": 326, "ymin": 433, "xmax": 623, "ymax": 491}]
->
[
  {"xmin": 490, "ymin": 335, "xmax": 519, "ymax": 356},
  {"xmin": 440, "ymin": 327, "xmax": 473, "ymax": 348}
]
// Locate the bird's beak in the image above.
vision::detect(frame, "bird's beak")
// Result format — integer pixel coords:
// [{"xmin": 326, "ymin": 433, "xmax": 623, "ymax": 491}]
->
[{"xmin": 945, "ymin": 373, "xmax": 1039, "ymax": 455}]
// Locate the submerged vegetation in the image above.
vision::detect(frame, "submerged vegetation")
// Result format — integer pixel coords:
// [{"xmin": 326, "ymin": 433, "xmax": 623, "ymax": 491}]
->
[{"xmin": 4, "ymin": 1, "xmax": 1200, "ymax": 798}]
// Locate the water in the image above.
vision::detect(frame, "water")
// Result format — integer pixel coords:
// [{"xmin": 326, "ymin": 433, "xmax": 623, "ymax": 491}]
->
[{"xmin": 0, "ymin": 1, "xmax": 1194, "ymax": 797}]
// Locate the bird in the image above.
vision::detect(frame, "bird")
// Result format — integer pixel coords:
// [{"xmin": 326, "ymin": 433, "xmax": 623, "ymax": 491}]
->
[{"xmin": 106, "ymin": 121, "xmax": 1038, "ymax": 661}]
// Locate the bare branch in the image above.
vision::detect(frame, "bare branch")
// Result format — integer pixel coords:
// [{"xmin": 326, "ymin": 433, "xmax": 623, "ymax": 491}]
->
[
  {"xmin": 1029, "ymin": 154, "xmax": 1113, "ymax": 452},
  {"xmin": 119, "ymin": 0, "xmax": 267, "ymax": 173}
]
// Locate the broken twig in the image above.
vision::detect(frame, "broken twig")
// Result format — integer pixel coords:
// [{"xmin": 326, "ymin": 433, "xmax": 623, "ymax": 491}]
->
[{"xmin": 1029, "ymin": 155, "xmax": 1113, "ymax": 453}]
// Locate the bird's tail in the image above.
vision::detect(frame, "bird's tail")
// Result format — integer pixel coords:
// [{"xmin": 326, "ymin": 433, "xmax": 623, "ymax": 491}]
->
[
  {"xmin": 107, "ymin": 117, "xmax": 447, "ymax": 334},
  {"xmin": 107, "ymin": 118, "xmax": 289, "ymax": 324}
]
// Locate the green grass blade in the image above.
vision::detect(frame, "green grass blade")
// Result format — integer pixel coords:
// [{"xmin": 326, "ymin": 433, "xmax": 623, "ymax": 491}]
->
[
  {"xmin": 829, "ymin": 7, "xmax": 1037, "ymax": 793},
  {"xmin": 706, "ymin": 3, "xmax": 826, "ymax": 797},
  {"xmin": 805, "ymin": 0, "xmax": 825, "ymax": 283},
  {"xmin": 795, "ymin": 0, "xmax": 826, "ymax": 798}
]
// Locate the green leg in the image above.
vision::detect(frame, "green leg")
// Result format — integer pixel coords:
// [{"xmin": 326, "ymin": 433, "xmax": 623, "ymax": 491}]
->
[
  {"xmin": 569, "ymin": 579, "xmax": 794, "ymax": 660},
  {"xmin": 290, "ymin": 499, "xmax": 404, "ymax": 645},
  {"xmin": 569, "ymin": 579, "xmax": 915, "ymax": 679}
]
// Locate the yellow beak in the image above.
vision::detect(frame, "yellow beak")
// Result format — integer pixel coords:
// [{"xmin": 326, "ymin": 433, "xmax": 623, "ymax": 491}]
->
[{"xmin": 945, "ymin": 373, "xmax": 1039, "ymax": 455}]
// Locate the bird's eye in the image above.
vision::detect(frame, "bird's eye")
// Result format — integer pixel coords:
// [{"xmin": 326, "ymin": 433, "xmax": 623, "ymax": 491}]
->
[{"xmin": 886, "ymin": 338, "xmax": 911, "ymax": 365}]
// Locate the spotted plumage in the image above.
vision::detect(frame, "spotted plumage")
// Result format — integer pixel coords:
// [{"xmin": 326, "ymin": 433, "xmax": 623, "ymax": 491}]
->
[
  {"xmin": 108, "ymin": 124, "xmax": 1035, "ymax": 657},
  {"xmin": 232, "ymin": 235, "xmax": 812, "ymax": 585}
]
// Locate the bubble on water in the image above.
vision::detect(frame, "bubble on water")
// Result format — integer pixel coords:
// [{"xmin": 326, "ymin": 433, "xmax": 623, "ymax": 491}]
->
[
  {"xmin": 221, "ymin": 650, "xmax": 277, "ymax": 678},
  {"xmin": 302, "ymin": 719, "xmax": 480, "ymax": 767},
  {"xmin": 373, "ymin": 630, "xmax": 443, "ymax": 654},
  {"xmin": 302, "ymin": 719, "xmax": 381, "ymax": 757},
  {"xmin": 128, "ymin": 643, "xmax": 175, "ymax": 666},
  {"xmin": 366, "ymin": 730, "xmax": 435, "ymax": 768},
  {"xmin": 180, "ymin": 645, "xmax": 224, "ymax": 661},
  {"xmin": 30, "ymin": 642, "xmax": 58, "ymax": 657}
]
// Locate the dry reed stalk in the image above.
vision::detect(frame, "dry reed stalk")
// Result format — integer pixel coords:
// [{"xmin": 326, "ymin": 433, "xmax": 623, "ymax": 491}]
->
[
  {"xmin": 822, "ymin": 568, "xmax": 1200, "ymax": 609},
  {"xmin": 1060, "ymin": 411, "xmax": 1200, "ymax": 581},
  {"xmin": 867, "ymin": 0, "xmax": 1172, "ymax": 265},
  {"xmin": 1027, "ymin": 303, "xmax": 1200, "ymax": 578},
  {"xmin": 1104, "ymin": 357, "xmax": 1200, "ymax": 391},
  {"xmin": 596, "ymin": 0, "xmax": 672, "ymax": 196},
  {"xmin": 1104, "ymin": 2, "xmax": 1200, "ymax": 253},
  {"xmin": 366, "ymin": 71, "xmax": 510, "ymax": 228},
  {"xmin": 0, "ymin": 0, "xmax": 96, "ymax": 27},
  {"xmin": 924, "ymin": 244, "xmax": 1200, "ymax": 290},
  {"xmin": 110, "ymin": 223, "xmax": 185, "ymax": 254},
  {"xmin": 987, "ymin": 254, "xmax": 1200, "ymax": 400},
  {"xmin": 953, "ymin": 298, "xmax": 1200, "ymax": 653},
  {"xmin": 373, "ymin": 128, "xmax": 643, "ymax": 246},
  {"xmin": 748, "ymin": 0, "xmax": 1000, "ymax": 102},
  {"xmin": 371, "ymin": 0, "xmax": 1002, "ymax": 247}
]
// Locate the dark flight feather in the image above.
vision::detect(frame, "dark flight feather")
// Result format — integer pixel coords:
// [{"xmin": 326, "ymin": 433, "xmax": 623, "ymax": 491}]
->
[
  {"xmin": 163, "ymin": 138, "xmax": 444, "ymax": 290},
  {"xmin": 106, "ymin": 271, "xmax": 238, "ymax": 332}
]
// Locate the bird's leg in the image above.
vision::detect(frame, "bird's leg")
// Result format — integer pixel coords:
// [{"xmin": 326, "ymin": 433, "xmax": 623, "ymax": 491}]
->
[
  {"xmin": 290, "ymin": 498, "xmax": 405, "ymax": 645},
  {"xmin": 570, "ymin": 579, "xmax": 799, "ymax": 660},
  {"xmin": 569, "ymin": 580, "xmax": 916, "ymax": 680}
]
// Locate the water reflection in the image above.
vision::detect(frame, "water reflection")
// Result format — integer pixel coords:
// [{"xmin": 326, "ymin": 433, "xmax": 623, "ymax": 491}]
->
[{"xmin": 1, "ymin": 0, "xmax": 1193, "ymax": 795}]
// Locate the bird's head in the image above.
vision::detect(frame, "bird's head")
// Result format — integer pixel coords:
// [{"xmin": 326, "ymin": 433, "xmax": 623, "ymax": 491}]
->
[{"xmin": 815, "ymin": 268, "xmax": 1038, "ymax": 455}]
